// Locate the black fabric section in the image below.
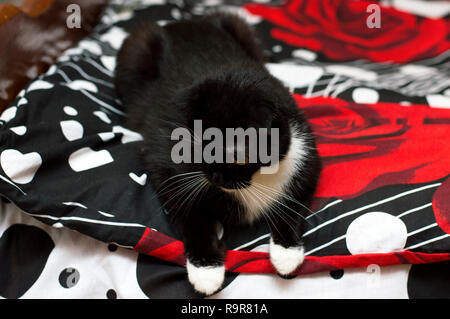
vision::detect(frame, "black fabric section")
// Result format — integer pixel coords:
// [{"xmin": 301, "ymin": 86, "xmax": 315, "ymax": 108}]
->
[
  {"xmin": 407, "ymin": 261, "xmax": 450, "ymax": 299},
  {"xmin": 0, "ymin": 224, "xmax": 54, "ymax": 298}
]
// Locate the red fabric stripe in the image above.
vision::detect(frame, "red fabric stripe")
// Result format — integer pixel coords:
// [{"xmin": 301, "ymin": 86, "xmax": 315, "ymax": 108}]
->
[
  {"xmin": 134, "ymin": 230, "xmax": 450, "ymax": 274},
  {"xmin": 149, "ymin": 240, "xmax": 186, "ymax": 265}
]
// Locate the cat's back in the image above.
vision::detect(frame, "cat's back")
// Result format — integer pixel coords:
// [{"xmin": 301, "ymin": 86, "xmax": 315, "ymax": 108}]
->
[
  {"xmin": 159, "ymin": 18, "xmax": 251, "ymax": 82},
  {"xmin": 115, "ymin": 13, "xmax": 263, "ymax": 101}
]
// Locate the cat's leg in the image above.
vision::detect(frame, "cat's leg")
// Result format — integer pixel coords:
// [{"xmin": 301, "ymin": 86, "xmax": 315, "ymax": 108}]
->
[
  {"xmin": 268, "ymin": 147, "xmax": 320, "ymax": 276},
  {"xmin": 268, "ymin": 209, "xmax": 306, "ymax": 277},
  {"xmin": 179, "ymin": 213, "xmax": 226, "ymax": 295}
]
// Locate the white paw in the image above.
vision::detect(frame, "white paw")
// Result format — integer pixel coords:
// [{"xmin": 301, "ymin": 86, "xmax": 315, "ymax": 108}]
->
[
  {"xmin": 186, "ymin": 260, "xmax": 225, "ymax": 295},
  {"xmin": 269, "ymin": 238, "xmax": 304, "ymax": 275}
]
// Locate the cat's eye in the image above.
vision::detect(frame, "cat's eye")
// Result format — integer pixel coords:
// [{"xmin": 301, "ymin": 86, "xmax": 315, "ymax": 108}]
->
[{"xmin": 233, "ymin": 156, "xmax": 249, "ymax": 165}]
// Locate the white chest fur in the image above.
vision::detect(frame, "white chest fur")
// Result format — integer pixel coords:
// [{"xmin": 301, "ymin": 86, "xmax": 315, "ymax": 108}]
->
[{"xmin": 229, "ymin": 126, "xmax": 307, "ymax": 223}]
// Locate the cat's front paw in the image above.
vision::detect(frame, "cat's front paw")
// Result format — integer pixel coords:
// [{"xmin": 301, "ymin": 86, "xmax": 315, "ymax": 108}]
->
[
  {"xmin": 186, "ymin": 260, "xmax": 225, "ymax": 295},
  {"xmin": 269, "ymin": 238, "xmax": 304, "ymax": 276}
]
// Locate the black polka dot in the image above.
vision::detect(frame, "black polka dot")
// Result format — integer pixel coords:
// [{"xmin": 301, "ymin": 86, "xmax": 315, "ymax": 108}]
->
[
  {"xmin": 108, "ymin": 244, "xmax": 117, "ymax": 252},
  {"xmin": 106, "ymin": 289, "xmax": 117, "ymax": 299},
  {"xmin": 330, "ymin": 269, "xmax": 344, "ymax": 279},
  {"xmin": 407, "ymin": 261, "xmax": 450, "ymax": 298},
  {"xmin": 59, "ymin": 268, "xmax": 80, "ymax": 288},
  {"xmin": 0, "ymin": 224, "xmax": 55, "ymax": 298}
]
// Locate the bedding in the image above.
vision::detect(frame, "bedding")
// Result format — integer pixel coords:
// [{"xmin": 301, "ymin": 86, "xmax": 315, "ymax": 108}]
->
[
  {"xmin": 0, "ymin": 0, "xmax": 449, "ymax": 298},
  {"xmin": 1, "ymin": 200, "xmax": 449, "ymax": 298}
]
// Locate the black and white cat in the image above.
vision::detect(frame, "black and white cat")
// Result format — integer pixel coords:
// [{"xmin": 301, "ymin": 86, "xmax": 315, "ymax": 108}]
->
[{"xmin": 115, "ymin": 12, "xmax": 321, "ymax": 295}]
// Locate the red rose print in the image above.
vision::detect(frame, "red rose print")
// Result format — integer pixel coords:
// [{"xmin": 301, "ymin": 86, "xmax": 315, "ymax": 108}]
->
[
  {"xmin": 432, "ymin": 177, "xmax": 450, "ymax": 235},
  {"xmin": 245, "ymin": 0, "xmax": 450, "ymax": 63},
  {"xmin": 295, "ymin": 95, "xmax": 450, "ymax": 199}
]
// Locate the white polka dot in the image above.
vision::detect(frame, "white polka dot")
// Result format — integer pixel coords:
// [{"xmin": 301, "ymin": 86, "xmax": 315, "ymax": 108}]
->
[
  {"xmin": 17, "ymin": 97, "xmax": 27, "ymax": 106},
  {"xmin": 66, "ymin": 80, "xmax": 98, "ymax": 93},
  {"xmin": 272, "ymin": 45, "xmax": 282, "ymax": 53},
  {"xmin": 156, "ymin": 20, "xmax": 170, "ymax": 26},
  {"xmin": 346, "ymin": 212, "xmax": 407, "ymax": 255},
  {"xmin": 0, "ymin": 107, "xmax": 17, "ymax": 123},
  {"xmin": 399, "ymin": 65, "xmax": 437, "ymax": 76},
  {"xmin": 325, "ymin": 65, "xmax": 378, "ymax": 81},
  {"xmin": 112, "ymin": 125, "xmax": 144, "ymax": 144},
  {"xmin": 79, "ymin": 40, "xmax": 102, "ymax": 56},
  {"xmin": 171, "ymin": 8, "xmax": 182, "ymax": 20},
  {"xmin": 399, "ymin": 101, "xmax": 411, "ymax": 106},
  {"xmin": 352, "ymin": 88, "xmax": 380, "ymax": 104},
  {"xmin": 60, "ymin": 120, "xmax": 84, "ymax": 141},
  {"xmin": 93, "ymin": 111, "xmax": 111, "ymax": 124},
  {"xmin": 100, "ymin": 56, "xmax": 116, "ymax": 72},
  {"xmin": 68, "ymin": 147, "xmax": 114, "ymax": 172},
  {"xmin": 426, "ymin": 94, "xmax": 450, "ymax": 108},
  {"xmin": 100, "ymin": 27, "xmax": 129, "ymax": 50},
  {"xmin": 46, "ymin": 65, "xmax": 57, "ymax": 75},
  {"xmin": 10, "ymin": 126, "xmax": 27, "ymax": 136},
  {"xmin": 59, "ymin": 47, "xmax": 83, "ymax": 60},
  {"xmin": 64, "ymin": 106, "xmax": 78, "ymax": 116},
  {"xmin": 291, "ymin": 49, "xmax": 317, "ymax": 61},
  {"xmin": 52, "ymin": 222, "xmax": 64, "ymax": 228},
  {"xmin": 27, "ymin": 80, "xmax": 54, "ymax": 92},
  {"xmin": 216, "ymin": 222, "xmax": 224, "ymax": 240},
  {"xmin": 266, "ymin": 63, "xmax": 323, "ymax": 91},
  {"xmin": 98, "ymin": 132, "xmax": 115, "ymax": 142},
  {"xmin": 218, "ymin": 6, "xmax": 262, "ymax": 25}
]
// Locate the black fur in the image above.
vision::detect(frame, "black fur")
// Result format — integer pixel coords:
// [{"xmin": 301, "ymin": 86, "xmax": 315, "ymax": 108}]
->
[{"xmin": 115, "ymin": 13, "xmax": 321, "ymax": 274}]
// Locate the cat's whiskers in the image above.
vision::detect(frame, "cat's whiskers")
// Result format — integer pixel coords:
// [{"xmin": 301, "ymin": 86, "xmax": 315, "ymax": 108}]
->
[
  {"xmin": 252, "ymin": 181, "xmax": 317, "ymax": 219},
  {"xmin": 250, "ymin": 185, "xmax": 303, "ymax": 236},
  {"xmin": 162, "ymin": 175, "xmax": 205, "ymax": 213},
  {"xmin": 252, "ymin": 183, "xmax": 315, "ymax": 228},
  {"xmin": 241, "ymin": 182, "xmax": 283, "ymax": 236},
  {"xmin": 183, "ymin": 176, "xmax": 210, "ymax": 217},
  {"xmin": 159, "ymin": 171, "xmax": 203, "ymax": 187},
  {"xmin": 238, "ymin": 182, "xmax": 285, "ymax": 231},
  {"xmin": 175, "ymin": 175, "xmax": 209, "ymax": 217},
  {"xmin": 156, "ymin": 173, "xmax": 204, "ymax": 206}
]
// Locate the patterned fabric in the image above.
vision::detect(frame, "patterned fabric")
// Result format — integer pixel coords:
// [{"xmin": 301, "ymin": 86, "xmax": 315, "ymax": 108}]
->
[{"xmin": 0, "ymin": 0, "xmax": 449, "ymax": 298}]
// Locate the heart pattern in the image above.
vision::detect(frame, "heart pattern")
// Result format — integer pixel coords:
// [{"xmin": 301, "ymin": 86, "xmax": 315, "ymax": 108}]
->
[
  {"xmin": 0, "ymin": 149, "xmax": 42, "ymax": 184},
  {"xmin": 129, "ymin": 173, "xmax": 147, "ymax": 186}
]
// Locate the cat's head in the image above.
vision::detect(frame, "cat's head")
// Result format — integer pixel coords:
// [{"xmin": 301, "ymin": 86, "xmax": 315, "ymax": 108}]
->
[{"xmin": 177, "ymin": 67, "xmax": 299, "ymax": 191}]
